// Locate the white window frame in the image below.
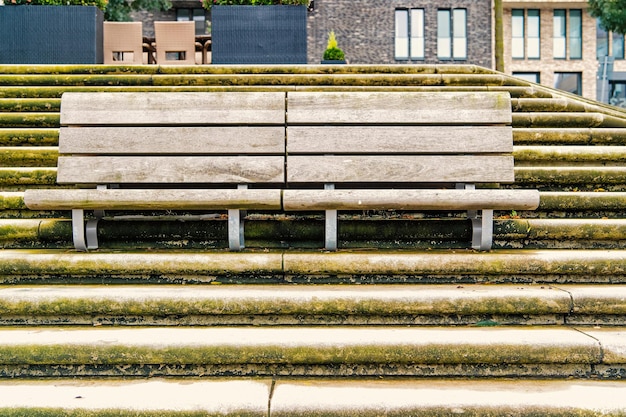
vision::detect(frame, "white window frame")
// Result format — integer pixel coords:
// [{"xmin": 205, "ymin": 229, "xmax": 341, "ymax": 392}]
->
[
  {"xmin": 437, "ymin": 8, "xmax": 467, "ymax": 60},
  {"xmin": 395, "ymin": 8, "xmax": 424, "ymax": 61}
]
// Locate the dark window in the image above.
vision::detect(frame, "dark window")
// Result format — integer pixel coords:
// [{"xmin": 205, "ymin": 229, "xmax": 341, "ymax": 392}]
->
[
  {"xmin": 177, "ymin": 8, "xmax": 206, "ymax": 35},
  {"xmin": 554, "ymin": 72, "xmax": 581, "ymax": 95}
]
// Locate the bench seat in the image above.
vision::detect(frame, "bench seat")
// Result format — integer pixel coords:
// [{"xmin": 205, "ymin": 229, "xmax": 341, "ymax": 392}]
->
[
  {"xmin": 24, "ymin": 90, "xmax": 540, "ymax": 251},
  {"xmin": 24, "ymin": 91, "xmax": 286, "ymax": 251},
  {"xmin": 282, "ymin": 91, "xmax": 540, "ymax": 250}
]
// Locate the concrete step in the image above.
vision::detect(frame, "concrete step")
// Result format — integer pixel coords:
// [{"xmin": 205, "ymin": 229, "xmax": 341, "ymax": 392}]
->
[
  {"xmin": 2, "ymin": 379, "xmax": 626, "ymax": 416},
  {"xmin": 0, "ymin": 326, "xmax": 624, "ymax": 378},
  {"xmin": 0, "ymin": 249, "xmax": 623, "ymax": 285},
  {"xmin": 0, "ymin": 284, "xmax": 625, "ymax": 326},
  {"xmin": 1, "ymin": 217, "xmax": 625, "ymax": 250}
]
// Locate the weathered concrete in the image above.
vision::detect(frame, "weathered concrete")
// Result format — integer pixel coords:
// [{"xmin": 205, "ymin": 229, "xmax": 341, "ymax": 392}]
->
[
  {"xmin": 271, "ymin": 379, "xmax": 626, "ymax": 416},
  {"xmin": 0, "ymin": 284, "xmax": 571, "ymax": 326},
  {"xmin": 0, "ymin": 379, "xmax": 271, "ymax": 415}
]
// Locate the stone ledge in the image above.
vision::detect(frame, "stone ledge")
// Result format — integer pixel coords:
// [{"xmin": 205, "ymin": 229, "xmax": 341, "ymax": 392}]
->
[
  {"xmin": 271, "ymin": 379, "xmax": 626, "ymax": 416},
  {"xmin": 0, "ymin": 379, "xmax": 271, "ymax": 415}
]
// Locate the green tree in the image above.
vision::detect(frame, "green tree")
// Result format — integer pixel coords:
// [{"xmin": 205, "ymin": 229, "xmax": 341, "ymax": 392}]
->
[
  {"xmin": 588, "ymin": 0, "xmax": 626, "ymax": 34},
  {"xmin": 105, "ymin": 0, "xmax": 172, "ymax": 21}
]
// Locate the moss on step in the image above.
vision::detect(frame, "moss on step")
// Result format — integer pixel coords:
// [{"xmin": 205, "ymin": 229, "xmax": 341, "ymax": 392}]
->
[
  {"xmin": 0, "ymin": 129, "xmax": 58, "ymax": 146},
  {"xmin": 514, "ymin": 146, "xmax": 626, "ymax": 165},
  {"xmin": 539, "ymin": 192, "xmax": 626, "ymax": 211},
  {"xmin": 0, "ymin": 168, "xmax": 57, "ymax": 189},
  {"xmin": 0, "ymin": 193, "xmax": 26, "ymax": 210},
  {"xmin": 513, "ymin": 113, "xmax": 609, "ymax": 129},
  {"xmin": 0, "ymin": 113, "xmax": 59, "ymax": 128},
  {"xmin": 0, "ymin": 99, "xmax": 60, "ymax": 112},
  {"xmin": 0, "ymin": 147, "xmax": 58, "ymax": 167},
  {"xmin": 514, "ymin": 167, "xmax": 626, "ymax": 190},
  {"xmin": 0, "ymin": 75, "xmax": 154, "ymax": 87}
]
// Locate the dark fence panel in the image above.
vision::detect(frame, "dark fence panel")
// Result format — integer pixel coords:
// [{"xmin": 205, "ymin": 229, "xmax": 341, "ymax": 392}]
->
[
  {"xmin": 0, "ymin": 6, "xmax": 103, "ymax": 64},
  {"xmin": 212, "ymin": 5, "xmax": 307, "ymax": 64}
]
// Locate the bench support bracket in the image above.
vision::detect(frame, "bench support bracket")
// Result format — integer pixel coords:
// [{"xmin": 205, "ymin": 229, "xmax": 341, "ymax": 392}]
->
[
  {"xmin": 458, "ymin": 183, "xmax": 493, "ymax": 250},
  {"xmin": 324, "ymin": 184, "xmax": 338, "ymax": 251},
  {"xmin": 228, "ymin": 185, "xmax": 247, "ymax": 251},
  {"xmin": 70, "ymin": 186, "xmax": 108, "ymax": 251}
]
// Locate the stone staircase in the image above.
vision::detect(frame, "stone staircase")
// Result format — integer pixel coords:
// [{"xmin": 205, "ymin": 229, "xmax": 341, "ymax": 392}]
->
[{"xmin": 1, "ymin": 64, "xmax": 626, "ymax": 416}]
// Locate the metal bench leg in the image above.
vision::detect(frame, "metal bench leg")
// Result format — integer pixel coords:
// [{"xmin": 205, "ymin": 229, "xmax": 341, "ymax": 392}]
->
[
  {"xmin": 86, "ymin": 210, "xmax": 104, "ymax": 250},
  {"xmin": 324, "ymin": 184, "xmax": 337, "ymax": 251},
  {"xmin": 228, "ymin": 209, "xmax": 245, "ymax": 251},
  {"xmin": 459, "ymin": 183, "xmax": 493, "ymax": 250},
  {"xmin": 228, "ymin": 185, "xmax": 247, "ymax": 251},
  {"xmin": 470, "ymin": 209, "xmax": 493, "ymax": 250},
  {"xmin": 71, "ymin": 209, "xmax": 88, "ymax": 252}
]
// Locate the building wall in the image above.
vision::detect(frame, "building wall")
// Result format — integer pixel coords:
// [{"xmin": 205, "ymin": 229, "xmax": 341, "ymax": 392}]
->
[
  {"xmin": 503, "ymin": 4, "xmax": 598, "ymax": 99},
  {"xmin": 307, "ymin": 0, "xmax": 493, "ymax": 67}
]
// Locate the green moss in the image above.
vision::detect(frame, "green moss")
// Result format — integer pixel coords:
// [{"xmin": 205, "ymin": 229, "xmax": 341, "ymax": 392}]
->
[
  {"xmin": 0, "ymin": 147, "xmax": 58, "ymax": 167},
  {"xmin": 0, "ymin": 129, "xmax": 59, "ymax": 147},
  {"xmin": 0, "ymin": 113, "xmax": 59, "ymax": 128},
  {"xmin": 513, "ymin": 113, "xmax": 605, "ymax": 129},
  {"xmin": 0, "ymin": 99, "xmax": 60, "ymax": 112},
  {"xmin": 0, "ymin": 193, "xmax": 27, "ymax": 210},
  {"xmin": 0, "ymin": 340, "xmax": 598, "ymax": 366},
  {"xmin": 0, "ymin": 168, "xmax": 57, "ymax": 187}
]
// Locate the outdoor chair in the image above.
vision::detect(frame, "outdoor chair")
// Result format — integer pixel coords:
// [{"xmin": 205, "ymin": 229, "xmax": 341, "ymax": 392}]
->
[
  {"xmin": 103, "ymin": 22, "xmax": 144, "ymax": 65},
  {"xmin": 154, "ymin": 21, "xmax": 196, "ymax": 65}
]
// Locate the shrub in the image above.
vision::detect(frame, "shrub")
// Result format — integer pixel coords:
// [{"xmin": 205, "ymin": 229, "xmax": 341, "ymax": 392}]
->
[
  {"xmin": 323, "ymin": 30, "xmax": 345, "ymax": 61},
  {"xmin": 5, "ymin": 0, "xmax": 107, "ymax": 8},
  {"xmin": 201, "ymin": 0, "xmax": 309, "ymax": 10}
]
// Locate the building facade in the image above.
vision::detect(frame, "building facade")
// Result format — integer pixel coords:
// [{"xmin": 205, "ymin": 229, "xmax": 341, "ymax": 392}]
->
[
  {"xmin": 306, "ymin": 0, "xmax": 493, "ymax": 67},
  {"xmin": 502, "ymin": 0, "xmax": 626, "ymax": 105},
  {"xmin": 131, "ymin": 0, "xmax": 626, "ymax": 107}
]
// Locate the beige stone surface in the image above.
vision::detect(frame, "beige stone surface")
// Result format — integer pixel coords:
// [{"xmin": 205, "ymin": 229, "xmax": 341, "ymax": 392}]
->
[
  {"xmin": 0, "ymin": 379, "xmax": 270, "ymax": 413},
  {"xmin": 271, "ymin": 379, "xmax": 626, "ymax": 415}
]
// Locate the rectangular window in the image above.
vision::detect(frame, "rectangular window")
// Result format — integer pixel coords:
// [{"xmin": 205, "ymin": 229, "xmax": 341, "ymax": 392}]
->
[
  {"xmin": 511, "ymin": 10, "xmax": 525, "ymax": 59},
  {"xmin": 597, "ymin": 20, "xmax": 609, "ymax": 59},
  {"xmin": 452, "ymin": 9, "xmax": 467, "ymax": 59},
  {"xmin": 527, "ymin": 10, "xmax": 540, "ymax": 59},
  {"xmin": 513, "ymin": 9, "xmax": 540, "ymax": 59},
  {"xmin": 553, "ymin": 10, "xmax": 566, "ymax": 59},
  {"xmin": 613, "ymin": 33, "xmax": 625, "ymax": 59},
  {"xmin": 569, "ymin": 9, "xmax": 582, "ymax": 59},
  {"xmin": 513, "ymin": 72, "xmax": 540, "ymax": 84},
  {"xmin": 610, "ymin": 82, "xmax": 626, "ymax": 107},
  {"xmin": 177, "ymin": 8, "xmax": 206, "ymax": 35},
  {"xmin": 395, "ymin": 9, "xmax": 409, "ymax": 60},
  {"xmin": 554, "ymin": 72, "xmax": 581, "ymax": 95},
  {"xmin": 437, "ymin": 10, "xmax": 451, "ymax": 59},
  {"xmin": 410, "ymin": 9, "xmax": 425, "ymax": 60},
  {"xmin": 437, "ymin": 9, "xmax": 466, "ymax": 60},
  {"xmin": 395, "ymin": 8, "xmax": 424, "ymax": 60}
]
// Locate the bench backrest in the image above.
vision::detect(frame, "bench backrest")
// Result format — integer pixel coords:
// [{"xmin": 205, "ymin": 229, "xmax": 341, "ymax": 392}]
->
[
  {"xmin": 286, "ymin": 91, "xmax": 513, "ymax": 185},
  {"xmin": 57, "ymin": 92, "xmax": 286, "ymax": 186}
]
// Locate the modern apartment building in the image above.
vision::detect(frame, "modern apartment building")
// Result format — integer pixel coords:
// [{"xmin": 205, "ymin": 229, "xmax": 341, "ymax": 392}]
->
[{"xmin": 503, "ymin": 0, "xmax": 626, "ymax": 106}]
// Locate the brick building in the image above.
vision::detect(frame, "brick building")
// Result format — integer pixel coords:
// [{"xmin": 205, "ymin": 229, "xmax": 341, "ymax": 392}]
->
[{"xmin": 131, "ymin": 0, "xmax": 626, "ymax": 106}]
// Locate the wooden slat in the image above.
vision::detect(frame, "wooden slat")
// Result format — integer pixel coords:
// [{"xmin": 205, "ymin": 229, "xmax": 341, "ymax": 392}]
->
[
  {"xmin": 283, "ymin": 189, "xmax": 540, "ymax": 211},
  {"xmin": 287, "ymin": 92, "xmax": 512, "ymax": 125},
  {"xmin": 24, "ymin": 189, "xmax": 282, "ymax": 210},
  {"xmin": 287, "ymin": 155, "xmax": 515, "ymax": 183},
  {"xmin": 60, "ymin": 126, "xmax": 285, "ymax": 155},
  {"xmin": 56, "ymin": 156, "xmax": 285, "ymax": 184},
  {"xmin": 60, "ymin": 92, "xmax": 286, "ymax": 125},
  {"xmin": 287, "ymin": 126, "xmax": 512, "ymax": 154}
]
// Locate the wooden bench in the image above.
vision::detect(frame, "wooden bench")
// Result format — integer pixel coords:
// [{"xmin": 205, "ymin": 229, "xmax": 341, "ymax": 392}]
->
[
  {"xmin": 24, "ymin": 92, "xmax": 285, "ymax": 251},
  {"xmin": 282, "ymin": 91, "xmax": 540, "ymax": 250}
]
